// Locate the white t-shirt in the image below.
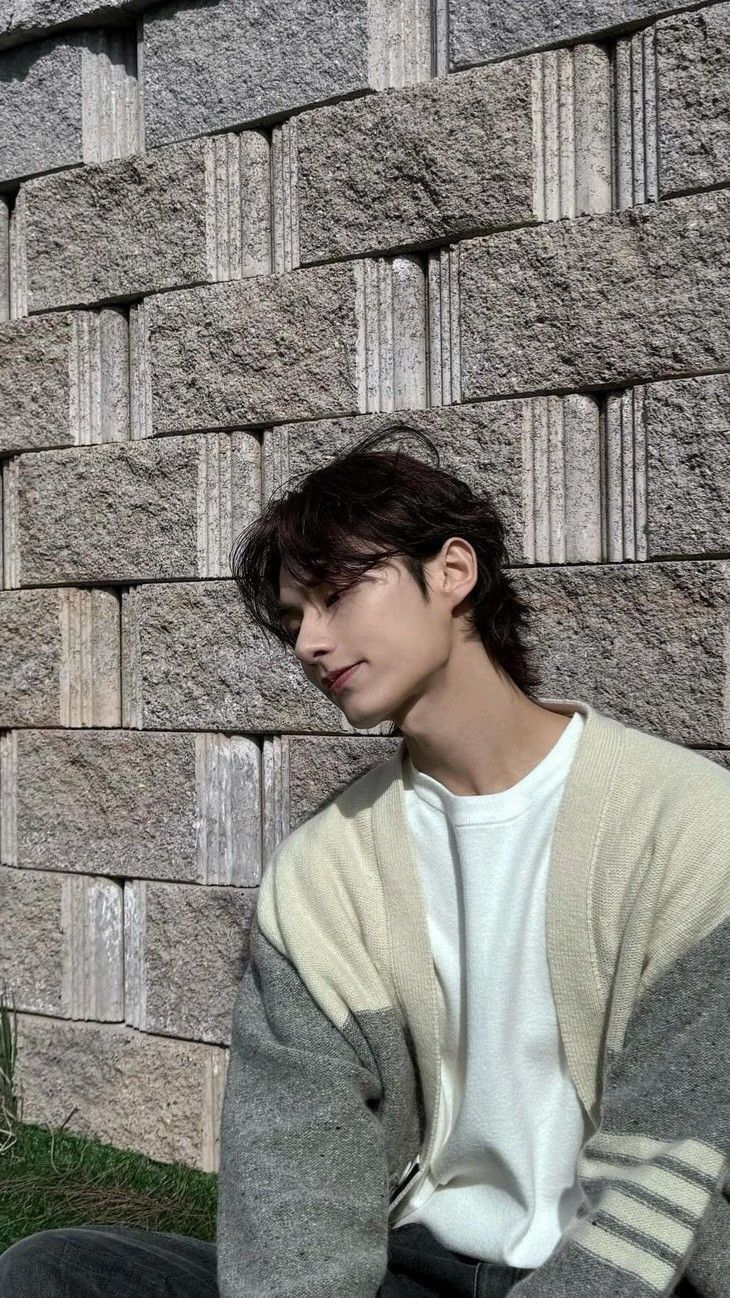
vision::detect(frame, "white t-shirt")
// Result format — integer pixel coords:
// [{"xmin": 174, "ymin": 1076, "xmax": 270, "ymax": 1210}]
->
[{"xmin": 394, "ymin": 708, "xmax": 594, "ymax": 1267}]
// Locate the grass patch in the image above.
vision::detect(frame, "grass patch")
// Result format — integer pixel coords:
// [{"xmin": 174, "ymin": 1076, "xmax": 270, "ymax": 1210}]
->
[{"xmin": 0, "ymin": 988, "xmax": 217, "ymax": 1255}]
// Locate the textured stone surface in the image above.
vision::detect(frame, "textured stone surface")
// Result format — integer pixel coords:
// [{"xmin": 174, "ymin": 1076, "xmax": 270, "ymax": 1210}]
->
[
  {"xmin": 7, "ymin": 432, "xmax": 260, "ymax": 585},
  {"xmin": 14, "ymin": 1012, "xmax": 228, "ymax": 1171},
  {"xmin": 262, "ymin": 732, "xmax": 399, "ymax": 861},
  {"xmin": 0, "ymin": 308, "xmax": 132, "ymax": 453},
  {"xmin": 0, "ymin": 730, "xmax": 263, "ymax": 884},
  {"xmin": 0, "ymin": 864, "xmax": 123, "ymax": 1018},
  {"xmin": 0, "ymin": 588, "xmax": 120, "ymax": 727},
  {"xmin": 449, "ymin": 0, "xmax": 679, "ymax": 66},
  {"xmin": 141, "ymin": 0, "xmax": 370, "ymax": 147},
  {"xmin": 657, "ymin": 3, "xmax": 730, "ymax": 197},
  {"xmin": 125, "ymin": 880, "xmax": 257, "ymax": 1044},
  {"xmin": 266, "ymin": 396, "xmax": 604, "ymax": 567},
  {"xmin": 0, "ymin": 313, "xmax": 75, "ymax": 453},
  {"xmin": 0, "ymin": 29, "xmax": 139, "ymax": 185},
  {"xmin": 146, "ymin": 263, "xmax": 362, "ymax": 432},
  {"xmin": 295, "ymin": 59, "xmax": 534, "ymax": 262},
  {"xmin": 645, "ymin": 374, "xmax": 730, "ymax": 559},
  {"xmin": 459, "ymin": 191, "xmax": 730, "ymax": 399},
  {"xmin": 122, "ymin": 580, "xmax": 353, "ymax": 732},
  {"xmin": 22, "ymin": 134, "xmax": 270, "ymax": 312},
  {"xmin": 22, "ymin": 141, "xmax": 208, "ymax": 310},
  {"xmin": 512, "ymin": 560, "xmax": 729, "ymax": 746}
]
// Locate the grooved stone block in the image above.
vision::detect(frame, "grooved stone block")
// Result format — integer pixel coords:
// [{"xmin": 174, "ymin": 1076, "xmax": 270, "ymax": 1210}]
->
[
  {"xmin": 645, "ymin": 374, "xmax": 730, "ymax": 558},
  {"xmin": 0, "ymin": 730, "xmax": 262, "ymax": 884},
  {"xmin": 657, "ymin": 3, "xmax": 730, "ymax": 196},
  {"xmin": 5, "ymin": 432, "xmax": 260, "ymax": 586},
  {"xmin": 262, "ymin": 732, "xmax": 399, "ymax": 860},
  {"xmin": 0, "ymin": 309, "xmax": 130, "ymax": 455},
  {"xmin": 13, "ymin": 1012, "xmax": 228, "ymax": 1171},
  {"xmin": 141, "ymin": 0, "xmax": 372, "ymax": 148},
  {"xmin": 122, "ymin": 580, "xmax": 356, "ymax": 732},
  {"xmin": 288, "ymin": 45, "xmax": 612, "ymax": 265},
  {"xmin": 0, "ymin": 588, "xmax": 120, "ymax": 727},
  {"xmin": 449, "ymin": 0, "xmax": 679, "ymax": 66},
  {"xmin": 125, "ymin": 880, "xmax": 257, "ymax": 1044},
  {"xmin": 512, "ymin": 559, "xmax": 729, "ymax": 746},
  {"xmin": 458, "ymin": 190, "xmax": 730, "ymax": 399},
  {"xmin": 295, "ymin": 59, "xmax": 534, "ymax": 262},
  {"xmin": 266, "ymin": 396, "xmax": 604, "ymax": 568},
  {"xmin": 22, "ymin": 133, "xmax": 271, "ymax": 312},
  {"xmin": 0, "ymin": 29, "xmax": 139, "ymax": 185},
  {"xmin": 0, "ymin": 865, "xmax": 123, "ymax": 1018},
  {"xmin": 146, "ymin": 257, "xmax": 429, "ymax": 432}
]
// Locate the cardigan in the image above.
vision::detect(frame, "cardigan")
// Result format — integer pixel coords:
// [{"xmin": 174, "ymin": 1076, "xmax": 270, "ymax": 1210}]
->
[
  {"xmin": 395, "ymin": 707, "xmax": 592, "ymax": 1263},
  {"xmin": 215, "ymin": 695, "xmax": 730, "ymax": 1298}
]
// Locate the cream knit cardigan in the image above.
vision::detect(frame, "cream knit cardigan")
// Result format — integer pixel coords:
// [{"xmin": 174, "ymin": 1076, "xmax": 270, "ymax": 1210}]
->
[{"xmin": 216, "ymin": 697, "xmax": 729, "ymax": 1298}]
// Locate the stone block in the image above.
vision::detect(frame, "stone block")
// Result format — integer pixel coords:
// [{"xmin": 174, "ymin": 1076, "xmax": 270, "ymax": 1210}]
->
[
  {"xmin": 21, "ymin": 132, "xmax": 271, "ymax": 312},
  {"xmin": 448, "ymin": 1, "xmax": 678, "ymax": 67},
  {"xmin": 262, "ymin": 732, "xmax": 399, "ymax": 860},
  {"xmin": 284, "ymin": 46, "xmax": 611, "ymax": 266},
  {"xmin": 0, "ymin": 588, "xmax": 120, "ymax": 727},
  {"xmin": 0, "ymin": 29, "xmax": 140, "ymax": 185},
  {"xmin": 0, "ymin": 864, "xmax": 123, "ymax": 1018},
  {"xmin": 124, "ymin": 880, "xmax": 257, "ymax": 1044},
  {"xmin": 142, "ymin": 0, "xmax": 435, "ymax": 149},
  {"xmin": 458, "ymin": 190, "xmax": 730, "ymax": 399},
  {"xmin": 4, "ymin": 431, "xmax": 260, "ymax": 586},
  {"xmin": 266, "ymin": 396, "xmax": 604, "ymax": 568},
  {"xmin": 0, "ymin": 730, "xmax": 262, "ymax": 885},
  {"xmin": 0, "ymin": 309, "xmax": 130, "ymax": 455},
  {"xmin": 294, "ymin": 59, "xmax": 534, "ymax": 262},
  {"xmin": 121, "ymin": 579, "xmax": 352, "ymax": 732},
  {"xmin": 512, "ymin": 559, "xmax": 729, "ymax": 746},
  {"xmin": 145, "ymin": 256, "xmax": 428, "ymax": 432},
  {"xmin": 13, "ymin": 1012, "xmax": 228, "ymax": 1171},
  {"xmin": 656, "ymin": 3, "xmax": 730, "ymax": 197}
]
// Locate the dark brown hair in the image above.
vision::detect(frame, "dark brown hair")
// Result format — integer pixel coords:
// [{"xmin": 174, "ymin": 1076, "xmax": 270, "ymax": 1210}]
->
[{"xmin": 229, "ymin": 421, "xmax": 542, "ymax": 733}]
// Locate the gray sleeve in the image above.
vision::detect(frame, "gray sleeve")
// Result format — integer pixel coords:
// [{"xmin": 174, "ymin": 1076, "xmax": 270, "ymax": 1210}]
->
[
  {"xmin": 509, "ymin": 916, "xmax": 729, "ymax": 1298},
  {"xmin": 215, "ymin": 916, "xmax": 391, "ymax": 1298}
]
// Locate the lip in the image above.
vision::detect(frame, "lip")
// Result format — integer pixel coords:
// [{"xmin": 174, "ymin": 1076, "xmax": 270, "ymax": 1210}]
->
[{"xmin": 327, "ymin": 663, "xmax": 361, "ymax": 692}]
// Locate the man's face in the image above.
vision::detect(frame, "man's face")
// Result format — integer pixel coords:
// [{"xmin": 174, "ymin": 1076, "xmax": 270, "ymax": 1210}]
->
[{"xmin": 277, "ymin": 554, "xmax": 454, "ymax": 730}]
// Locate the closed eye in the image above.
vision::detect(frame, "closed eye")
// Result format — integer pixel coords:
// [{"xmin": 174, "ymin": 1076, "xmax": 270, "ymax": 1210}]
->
[{"xmin": 282, "ymin": 589, "xmax": 342, "ymax": 642}]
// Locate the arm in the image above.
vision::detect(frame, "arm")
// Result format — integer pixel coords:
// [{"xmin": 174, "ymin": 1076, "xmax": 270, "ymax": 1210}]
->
[
  {"xmin": 215, "ymin": 914, "xmax": 390, "ymax": 1298},
  {"xmin": 510, "ymin": 916, "xmax": 729, "ymax": 1298}
]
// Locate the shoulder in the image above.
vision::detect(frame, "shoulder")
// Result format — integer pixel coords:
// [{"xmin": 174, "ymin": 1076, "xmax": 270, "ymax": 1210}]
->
[{"xmin": 621, "ymin": 720, "xmax": 730, "ymax": 823}]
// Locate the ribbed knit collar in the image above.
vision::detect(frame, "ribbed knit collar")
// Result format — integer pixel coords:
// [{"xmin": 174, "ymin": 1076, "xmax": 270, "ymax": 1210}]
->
[{"xmin": 369, "ymin": 695, "xmax": 628, "ymax": 1163}]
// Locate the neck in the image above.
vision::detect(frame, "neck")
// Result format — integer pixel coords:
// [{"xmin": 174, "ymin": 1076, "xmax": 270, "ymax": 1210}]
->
[{"xmin": 398, "ymin": 647, "xmax": 574, "ymax": 797}]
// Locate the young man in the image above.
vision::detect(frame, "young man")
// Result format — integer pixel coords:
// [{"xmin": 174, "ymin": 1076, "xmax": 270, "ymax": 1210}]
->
[
  {"xmin": 217, "ymin": 424, "xmax": 729, "ymax": 1298},
  {"xmin": 1, "ymin": 424, "xmax": 727, "ymax": 1298}
]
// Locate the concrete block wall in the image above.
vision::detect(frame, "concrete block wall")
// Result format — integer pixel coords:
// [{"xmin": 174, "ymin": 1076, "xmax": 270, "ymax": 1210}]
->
[{"xmin": 0, "ymin": 0, "xmax": 728, "ymax": 1172}]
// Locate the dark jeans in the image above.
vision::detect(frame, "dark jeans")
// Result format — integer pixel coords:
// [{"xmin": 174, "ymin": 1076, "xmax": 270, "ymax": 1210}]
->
[{"xmin": 0, "ymin": 1219, "xmax": 531, "ymax": 1298}]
